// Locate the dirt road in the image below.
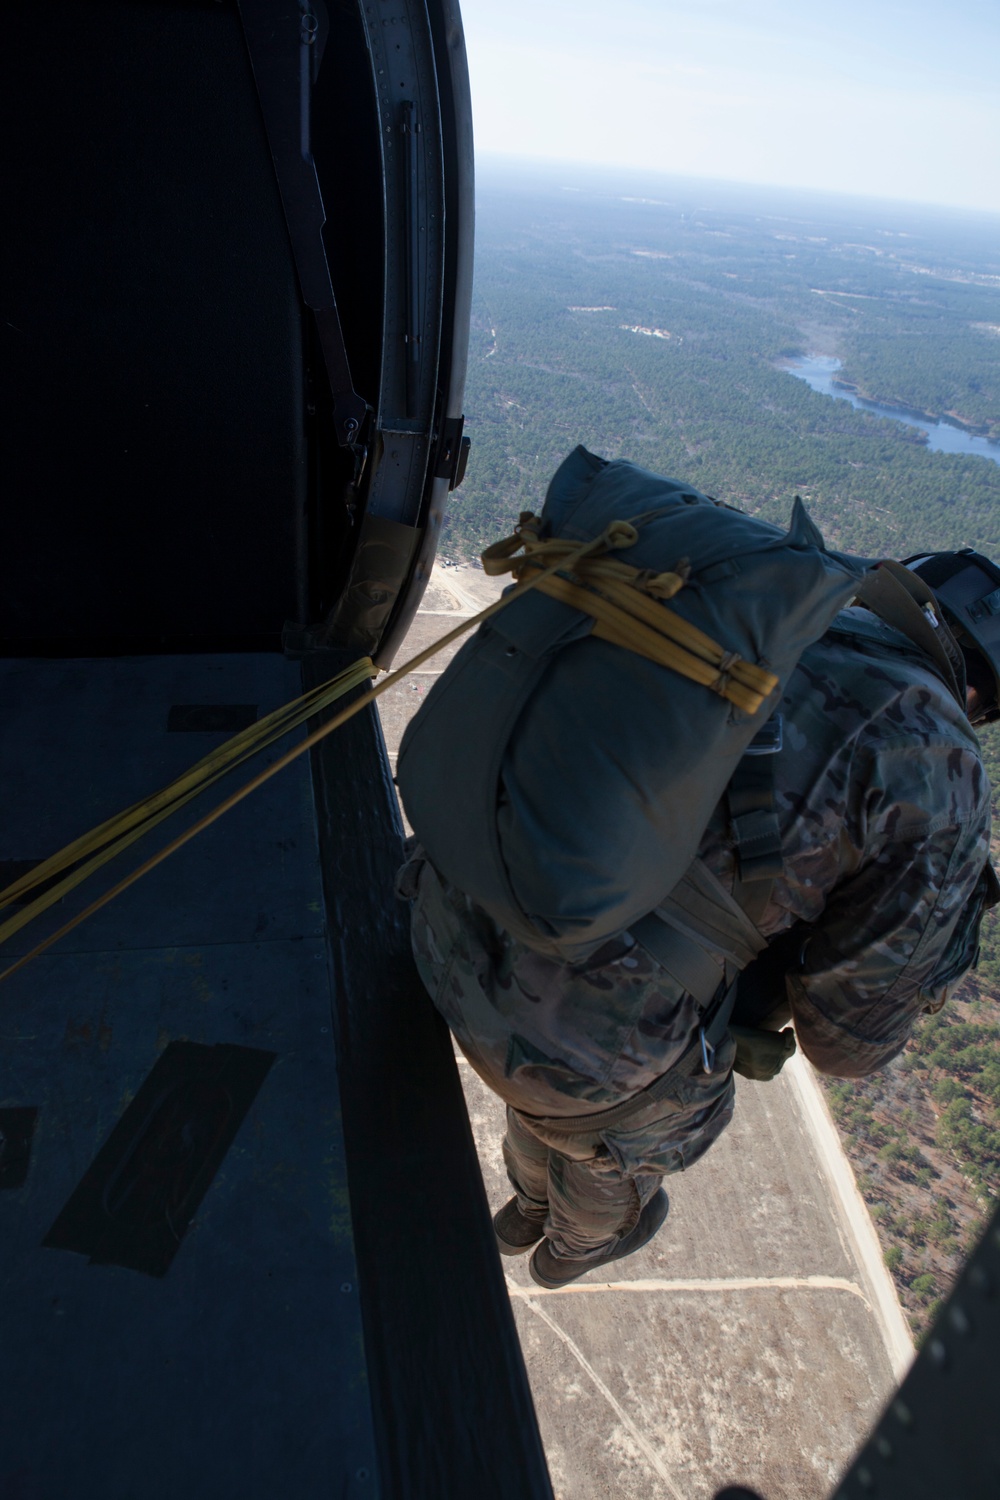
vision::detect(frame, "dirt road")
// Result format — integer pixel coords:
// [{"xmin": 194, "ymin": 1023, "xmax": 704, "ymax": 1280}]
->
[{"xmin": 784, "ymin": 1051, "xmax": 913, "ymax": 1378}]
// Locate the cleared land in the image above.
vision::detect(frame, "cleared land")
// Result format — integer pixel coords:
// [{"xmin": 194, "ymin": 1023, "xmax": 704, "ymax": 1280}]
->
[{"xmin": 380, "ymin": 566, "xmax": 911, "ymax": 1500}]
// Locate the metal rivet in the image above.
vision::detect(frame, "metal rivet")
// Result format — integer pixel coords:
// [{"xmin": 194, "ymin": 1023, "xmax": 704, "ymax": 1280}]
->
[
  {"xmin": 356, "ymin": 1468, "xmax": 370, "ymax": 1482},
  {"xmin": 320, "ymin": 1026, "xmax": 329, "ymax": 1033},
  {"xmin": 928, "ymin": 1338, "xmax": 947, "ymax": 1367},
  {"xmin": 341, "ymin": 1282, "xmax": 353, "ymax": 1293},
  {"xmin": 949, "ymin": 1303, "xmax": 972, "ymax": 1336}
]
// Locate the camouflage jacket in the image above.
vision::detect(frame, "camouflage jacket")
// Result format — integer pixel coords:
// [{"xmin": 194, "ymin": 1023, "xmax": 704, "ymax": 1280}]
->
[
  {"xmin": 701, "ymin": 607, "xmax": 993, "ymax": 1077},
  {"xmin": 409, "ymin": 608, "xmax": 992, "ymax": 1104}
]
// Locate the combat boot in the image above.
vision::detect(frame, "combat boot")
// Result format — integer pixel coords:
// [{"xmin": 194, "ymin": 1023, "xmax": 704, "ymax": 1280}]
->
[
  {"xmin": 494, "ymin": 1196, "xmax": 547, "ymax": 1256},
  {"xmin": 528, "ymin": 1188, "xmax": 669, "ymax": 1287}
]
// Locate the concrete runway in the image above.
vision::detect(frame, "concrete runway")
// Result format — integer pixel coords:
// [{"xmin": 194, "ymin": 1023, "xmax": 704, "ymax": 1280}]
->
[{"xmin": 380, "ymin": 563, "xmax": 912, "ymax": 1500}]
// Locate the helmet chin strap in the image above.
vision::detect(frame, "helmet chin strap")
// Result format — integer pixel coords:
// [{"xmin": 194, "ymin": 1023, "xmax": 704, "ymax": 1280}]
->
[{"xmin": 855, "ymin": 561, "xmax": 967, "ymax": 710}]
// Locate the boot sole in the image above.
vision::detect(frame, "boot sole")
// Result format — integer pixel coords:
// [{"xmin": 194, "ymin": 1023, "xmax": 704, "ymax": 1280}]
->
[
  {"xmin": 493, "ymin": 1200, "xmax": 547, "ymax": 1256},
  {"xmin": 528, "ymin": 1189, "xmax": 669, "ymax": 1288},
  {"xmin": 496, "ymin": 1235, "xmax": 542, "ymax": 1257}
]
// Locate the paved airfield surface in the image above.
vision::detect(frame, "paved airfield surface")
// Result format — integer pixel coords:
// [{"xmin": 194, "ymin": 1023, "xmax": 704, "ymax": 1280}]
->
[{"xmin": 379, "ymin": 563, "xmax": 912, "ymax": 1500}]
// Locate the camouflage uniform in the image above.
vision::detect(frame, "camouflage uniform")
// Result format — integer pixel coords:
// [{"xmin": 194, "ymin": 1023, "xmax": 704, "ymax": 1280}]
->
[{"xmin": 403, "ymin": 609, "xmax": 992, "ymax": 1260}]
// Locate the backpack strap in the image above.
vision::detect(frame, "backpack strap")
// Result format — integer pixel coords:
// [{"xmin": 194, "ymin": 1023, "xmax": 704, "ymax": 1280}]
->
[{"xmin": 855, "ymin": 561, "xmax": 966, "ymax": 708}]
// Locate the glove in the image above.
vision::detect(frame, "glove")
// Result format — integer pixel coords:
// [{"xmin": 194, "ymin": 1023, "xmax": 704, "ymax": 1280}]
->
[{"xmin": 731, "ymin": 1023, "xmax": 797, "ymax": 1081}]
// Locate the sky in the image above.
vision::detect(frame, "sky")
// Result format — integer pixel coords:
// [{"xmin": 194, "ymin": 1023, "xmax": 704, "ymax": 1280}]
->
[{"xmin": 457, "ymin": 0, "xmax": 1000, "ymax": 215}]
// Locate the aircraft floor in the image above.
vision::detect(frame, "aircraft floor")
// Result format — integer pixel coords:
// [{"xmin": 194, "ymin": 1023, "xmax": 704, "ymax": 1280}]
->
[{"xmin": 0, "ymin": 654, "xmax": 378, "ymax": 1498}]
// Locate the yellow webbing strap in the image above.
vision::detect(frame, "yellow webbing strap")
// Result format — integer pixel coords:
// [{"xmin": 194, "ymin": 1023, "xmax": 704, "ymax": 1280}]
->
[
  {"xmin": 0, "ymin": 655, "xmax": 377, "ymax": 943},
  {"xmin": 0, "ymin": 512, "xmax": 777, "ymax": 982},
  {"xmin": 483, "ymin": 513, "xmax": 778, "ymax": 715},
  {"xmin": 0, "ymin": 520, "xmax": 630, "ymax": 983}
]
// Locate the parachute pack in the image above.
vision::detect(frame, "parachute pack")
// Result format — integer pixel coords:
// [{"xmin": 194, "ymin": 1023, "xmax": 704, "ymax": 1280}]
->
[{"xmin": 398, "ymin": 446, "xmax": 876, "ymax": 965}]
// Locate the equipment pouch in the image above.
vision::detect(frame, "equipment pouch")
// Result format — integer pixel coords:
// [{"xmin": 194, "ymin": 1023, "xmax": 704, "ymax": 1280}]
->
[{"xmin": 730, "ymin": 1024, "xmax": 796, "ymax": 1082}]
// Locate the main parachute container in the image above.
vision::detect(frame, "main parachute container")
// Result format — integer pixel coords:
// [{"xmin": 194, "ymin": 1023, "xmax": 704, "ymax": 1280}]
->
[{"xmin": 398, "ymin": 446, "xmax": 872, "ymax": 962}]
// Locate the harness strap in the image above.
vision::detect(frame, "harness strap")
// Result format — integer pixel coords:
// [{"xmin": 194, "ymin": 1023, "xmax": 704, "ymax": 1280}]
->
[
  {"xmin": 632, "ymin": 853, "xmax": 769, "ymax": 1007},
  {"xmin": 729, "ymin": 761, "xmax": 781, "ymax": 881},
  {"xmin": 727, "ymin": 714, "xmax": 784, "ymax": 927},
  {"xmin": 630, "ymin": 911, "xmax": 724, "ymax": 999},
  {"xmin": 855, "ymin": 561, "xmax": 966, "ymax": 708},
  {"xmin": 652, "ymin": 855, "xmax": 768, "ymax": 972}
]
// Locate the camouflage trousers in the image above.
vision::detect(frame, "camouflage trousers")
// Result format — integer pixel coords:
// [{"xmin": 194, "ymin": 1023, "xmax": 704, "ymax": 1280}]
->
[
  {"xmin": 502, "ymin": 1104, "xmax": 658, "ymax": 1259},
  {"xmin": 402, "ymin": 851, "xmax": 737, "ymax": 1261}
]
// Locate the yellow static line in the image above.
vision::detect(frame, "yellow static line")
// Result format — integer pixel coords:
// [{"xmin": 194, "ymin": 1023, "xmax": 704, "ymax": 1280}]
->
[{"xmin": 0, "ymin": 526, "xmax": 623, "ymax": 984}]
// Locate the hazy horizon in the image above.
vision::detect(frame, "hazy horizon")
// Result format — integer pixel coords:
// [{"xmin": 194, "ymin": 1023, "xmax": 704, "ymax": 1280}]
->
[
  {"xmin": 460, "ymin": 0, "xmax": 1000, "ymax": 217},
  {"xmin": 475, "ymin": 151, "xmax": 1000, "ymax": 227}
]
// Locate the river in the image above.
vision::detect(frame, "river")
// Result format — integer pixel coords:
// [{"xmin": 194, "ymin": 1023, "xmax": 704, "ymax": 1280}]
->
[{"xmin": 782, "ymin": 355, "xmax": 1000, "ymax": 467}]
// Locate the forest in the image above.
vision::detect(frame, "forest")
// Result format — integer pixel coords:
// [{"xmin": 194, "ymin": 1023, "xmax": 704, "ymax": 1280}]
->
[
  {"xmin": 442, "ymin": 159, "xmax": 1000, "ymax": 1336},
  {"xmin": 445, "ymin": 161, "xmax": 1000, "ymax": 562}
]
